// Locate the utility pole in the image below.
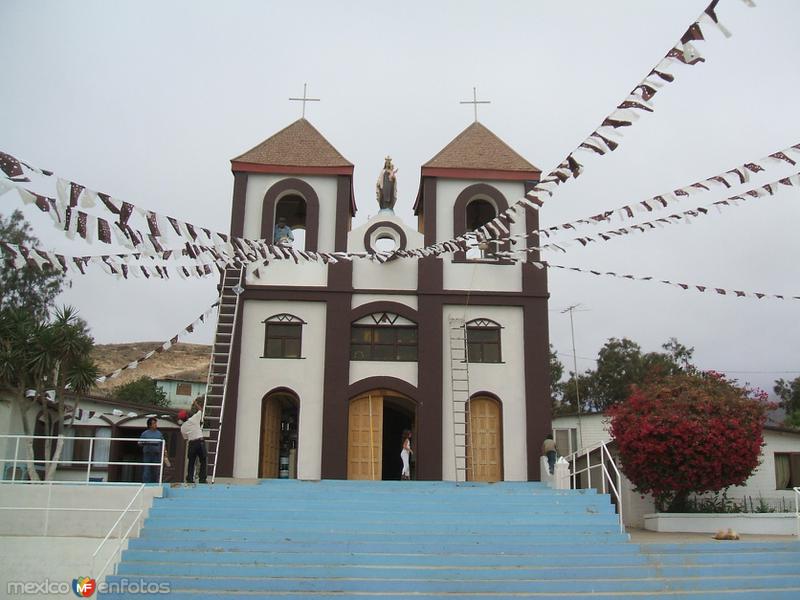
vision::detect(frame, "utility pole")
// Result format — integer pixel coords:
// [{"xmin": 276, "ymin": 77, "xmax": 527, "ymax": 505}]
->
[{"xmin": 562, "ymin": 304, "xmax": 584, "ymax": 450}]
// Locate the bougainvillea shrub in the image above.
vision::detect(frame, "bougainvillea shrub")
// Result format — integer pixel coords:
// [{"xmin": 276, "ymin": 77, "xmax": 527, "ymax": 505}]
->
[{"xmin": 607, "ymin": 371, "xmax": 772, "ymax": 512}]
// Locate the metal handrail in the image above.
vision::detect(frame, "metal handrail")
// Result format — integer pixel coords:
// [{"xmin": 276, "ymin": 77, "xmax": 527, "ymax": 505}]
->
[
  {"xmin": 91, "ymin": 483, "xmax": 146, "ymax": 581},
  {"xmin": 0, "ymin": 434, "xmax": 165, "ymax": 484},
  {"xmin": 565, "ymin": 440, "xmax": 624, "ymax": 533},
  {"xmin": 794, "ymin": 487, "xmax": 800, "ymax": 537}
]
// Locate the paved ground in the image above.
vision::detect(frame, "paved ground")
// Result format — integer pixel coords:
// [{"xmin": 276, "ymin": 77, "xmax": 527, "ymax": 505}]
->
[
  {"xmin": 627, "ymin": 526, "xmax": 798, "ymax": 543},
  {"xmin": 0, "ymin": 536, "xmax": 120, "ymax": 599}
]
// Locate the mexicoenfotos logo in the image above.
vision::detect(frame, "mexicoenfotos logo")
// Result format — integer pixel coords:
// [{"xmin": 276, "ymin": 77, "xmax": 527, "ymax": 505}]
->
[{"xmin": 72, "ymin": 577, "xmax": 96, "ymax": 597}]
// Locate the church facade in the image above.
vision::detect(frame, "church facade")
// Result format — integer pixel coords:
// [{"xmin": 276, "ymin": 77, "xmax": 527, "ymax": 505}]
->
[{"xmin": 214, "ymin": 118, "xmax": 551, "ymax": 481}]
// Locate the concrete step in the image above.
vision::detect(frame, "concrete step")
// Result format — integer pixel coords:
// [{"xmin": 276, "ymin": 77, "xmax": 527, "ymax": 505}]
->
[
  {"xmin": 103, "ymin": 481, "xmax": 800, "ymax": 598},
  {"xmin": 126, "ymin": 537, "xmax": 633, "ymax": 554},
  {"xmin": 115, "ymin": 562, "xmax": 800, "ymax": 580},
  {"xmin": 100, "ymin": 573, "xmax": 800, "ymax": 594},
  {"xmin": 100, "ymin": 591, "xmax": 800, "ymax": 600}
]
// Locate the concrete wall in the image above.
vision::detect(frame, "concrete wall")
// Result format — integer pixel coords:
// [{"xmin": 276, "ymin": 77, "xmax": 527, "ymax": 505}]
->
[
  {"xmin": 441, "ymin": 305, "xmax": 528, "ymax": 481},
  {"xmin": 233, "ymin": 300, "xmax": 327, "ymax": 480}
]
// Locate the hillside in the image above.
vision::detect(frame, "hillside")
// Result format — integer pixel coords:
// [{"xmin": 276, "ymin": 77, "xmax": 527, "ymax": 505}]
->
[{"xmin": 91, "ymin": 342, "xmax": 211, "ymax": 393}]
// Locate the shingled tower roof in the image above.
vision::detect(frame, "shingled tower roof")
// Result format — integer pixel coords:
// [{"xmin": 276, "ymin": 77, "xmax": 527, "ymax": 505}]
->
[
  {"xmin": 422, "ymin": 121, "xmax": 540, "ymax": 175},
  {"xmin": 415, "ymin": 121, "xmax": 540, "ymax": 213},
  {"xmin": 231, "ymin": 118, "xmax": 353, "ymax": 175}
]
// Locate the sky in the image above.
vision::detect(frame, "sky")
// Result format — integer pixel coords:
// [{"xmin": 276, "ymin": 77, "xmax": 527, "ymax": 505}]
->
[{"xmin": 1, "ymin": 0, "xmax": 799, "ymax": 396}]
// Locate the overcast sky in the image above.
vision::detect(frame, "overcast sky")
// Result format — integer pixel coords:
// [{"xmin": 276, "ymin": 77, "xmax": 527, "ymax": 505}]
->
[{"xmin": 2, "ymin": 0, "xmax": 799, "ymax": 395}]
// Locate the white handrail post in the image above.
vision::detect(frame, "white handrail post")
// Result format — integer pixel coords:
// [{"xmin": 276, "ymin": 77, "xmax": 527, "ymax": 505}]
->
[
  {"xmin": 587, "ymin": 451, "xmax": 592, "ymax": 489},
  {"xmin": 12, "ymin": 436, "xmax": 20, "ymax": 482},
  {"xmin": 158, "ymin": 439, "xmax": 164, "ymax": 484},
  {"xmin": 43, "ymin": 482, "xmax": 53, "ymax": 536},
  {"xmin": 87, "ymin": 438, "xmax": 95, "ymax": 482},
  {"xmin": 794, "ymin": 487, "xmax": 799, "ymax": 537}
]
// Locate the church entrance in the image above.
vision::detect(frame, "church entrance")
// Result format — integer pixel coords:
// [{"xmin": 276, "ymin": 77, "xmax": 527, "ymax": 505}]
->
[
  {"xmin": 347, "ymin": 390, "xmax": 415, "ymax": 480},
  {"xmin": 467, "ymin": 395, "xmax": 503, "ymax": 482},
  {"xmin": 259, "ymin": 391, "xmax": 299, "ymax": 479}
]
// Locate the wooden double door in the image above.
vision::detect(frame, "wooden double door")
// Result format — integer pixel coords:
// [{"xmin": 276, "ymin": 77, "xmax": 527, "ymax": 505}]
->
[{"xmin": 347, "ymin": 390, "xmax": 414, "ymax": 480}]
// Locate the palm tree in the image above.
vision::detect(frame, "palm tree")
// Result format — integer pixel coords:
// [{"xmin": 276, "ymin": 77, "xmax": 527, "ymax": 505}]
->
[{"xmin": 0, "ymin": 306, "xmax": 98, "ymax": 480}]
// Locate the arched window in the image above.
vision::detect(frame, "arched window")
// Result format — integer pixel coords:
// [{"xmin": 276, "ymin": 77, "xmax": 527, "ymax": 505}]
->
[
  {"xmin": 274, "ymin": 194, "xmax": 307, "ymax": 251},
  {"xmin": 453, "ymin": 183, "xmax": 510, "ymax": 262},
  {"xmin": 351, "ymin": 312, "xmax": 418, "ymax": 362},
  {"xmin": 465, "ymin": 199, "xmax": 498, "ymax": 259},
  {"xmin": 263, "ymin": 314, "xmax": 305, "ymax": 359},
  {"xmin": 466, "ymin": 318, "xmax": 502, "ymax": 363}
]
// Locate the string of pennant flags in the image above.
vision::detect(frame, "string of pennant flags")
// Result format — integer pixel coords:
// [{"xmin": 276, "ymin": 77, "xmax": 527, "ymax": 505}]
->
[
  {"xmin": 4, "ymin": 145, "xmax": 799, "ymax": 279},
  {"xmin": 548, "ymin": 263, "xmax": 800, "ymax": 302},
  {"xmin": 5, "ymin": 135, "xmax": 799, "ymax": 275},
  {"xmin": 538, "ymin": 172, "xmax": 800, "ymax": 253},
  {"xmin": 2, "ymin": 0, "xmax": 796, "ymax": 304},
  {"xmin": 468, "ymin": 0, "xmax": 756, "ymax": 252},
  {"xmin": 94, "ymin": 301, "xmax": 219, "ymax": 383},
  {"xmin": 0, "ymin": 0, "xmax": 755, "ymax": 269}
]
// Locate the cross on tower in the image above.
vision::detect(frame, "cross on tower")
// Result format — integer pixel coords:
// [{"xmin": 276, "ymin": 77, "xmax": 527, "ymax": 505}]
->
[
  {"xmin": 289, "ymin": 83, "xmax": 320, "ymax": 118},
  {"xmin": 460, "ymin": 86, "xmax": 491, "ymax": 123}
]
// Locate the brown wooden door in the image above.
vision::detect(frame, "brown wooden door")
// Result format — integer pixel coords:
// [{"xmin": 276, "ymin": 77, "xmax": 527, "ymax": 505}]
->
[
  {"xmin": 347, "ymin": 394, "xmax": 383, "ymax": 480},
  {"xmin": 260, "ymin": 397, "xmax": 281, "ymax": 478},
  {"xmin": 467, "ymin": 396, "xmax": 503, "ymax": 482}
]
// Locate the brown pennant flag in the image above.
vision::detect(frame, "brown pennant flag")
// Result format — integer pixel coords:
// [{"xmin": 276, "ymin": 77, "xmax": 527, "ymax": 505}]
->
[
  {"xmin": 650, "ymin": 69, "xmax": 675, "ymax": 83},
  {"xmin": 98, "ymin": 218, "xmax": 111, "ymax": 244},
  {"xmin": 69, "ymin": 182, "xmax": 84, "ymax": 207},
  {"xmin": 0, "ymin": 151, "xmax": 28, "ymax": 181},
  {"xmin": 680, "ymin": 23, "xmax": 705, "ymax": 44},
  {"xmin": 98, "ymin": 193, "xmax": 119, "ymax": 215},
  {"xmin": 602, "ymin": 117, "xmax": 633, "ymax": 128},
  {"xmin": 666, "ymin": 47, "xmax": 705, "ymax": 65},
  {"xmin": 770, "ymin": 152, "xmax": 796, "ymax": 166},
  {"xmin": 744, "ymin": 163, "xmax": 764, "ymax": 173},
  {"xmin": 710, "ymin": 175, "xmax": 731, "ymax": 188},
  {"xmin": 632, "ymin": 84, "xmax": 658, "ymax": 101},
  {"xmin": 594, "ymin": 133, "xmax": 618, "ymax": 151},
  {"xmin": 618, "ymin": 100, "xmax": 654, "ymax": 113}
]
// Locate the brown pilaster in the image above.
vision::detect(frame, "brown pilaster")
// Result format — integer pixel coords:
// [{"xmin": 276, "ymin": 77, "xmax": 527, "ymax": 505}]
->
[{"xmin": 230, "ymin": 172, "xmax": 248, "ymax": 238}]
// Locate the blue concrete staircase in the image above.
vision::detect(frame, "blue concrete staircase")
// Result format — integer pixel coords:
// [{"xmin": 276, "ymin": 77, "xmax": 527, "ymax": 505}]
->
[{"xmin": 101, "ymin": 480, "xmax": 800, "ymax": 598}]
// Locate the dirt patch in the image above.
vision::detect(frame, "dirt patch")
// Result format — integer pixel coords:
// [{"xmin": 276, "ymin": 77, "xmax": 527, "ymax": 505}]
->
[{"xmin": 91, "ymin": 342, "xmax": 211, "ymax": 391}]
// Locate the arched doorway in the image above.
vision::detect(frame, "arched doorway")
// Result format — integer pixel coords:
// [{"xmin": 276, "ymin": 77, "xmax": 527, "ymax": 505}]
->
[
  {"xmin": 259, "ymin": 391, "xmax": 299, "ymax": 479},
  {"xmin": 347, "ymin": 390, "xmax": 415, "ymax": 480},
  {"xmin": 467, "ymin": 395, "xmax": 503, "ymax": 482}
]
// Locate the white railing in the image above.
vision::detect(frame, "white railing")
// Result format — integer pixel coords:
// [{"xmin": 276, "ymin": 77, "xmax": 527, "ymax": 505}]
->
[
  {"xmin": 91, "ymin": 483, "xmax": 146, "ymax": 581},
  {"xmin": 0, "ymin": 434, "xmax": 165, "ymax": 484},
  {"xmin": 794, "ymin": 486, "xmax": 800, "ymax": 537},
  {"xmin": 564, "ymin": 440, "xmax": 625, "ymax": 533}
]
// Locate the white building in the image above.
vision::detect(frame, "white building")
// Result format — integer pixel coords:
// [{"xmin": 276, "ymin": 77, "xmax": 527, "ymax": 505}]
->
[
  {"xmin": 212, "ymin": 118, "xmax": 552, "ymax": 482},
  {"xmin": 552, "ymin": 412, "xmax": 800, "ymax": 526}
]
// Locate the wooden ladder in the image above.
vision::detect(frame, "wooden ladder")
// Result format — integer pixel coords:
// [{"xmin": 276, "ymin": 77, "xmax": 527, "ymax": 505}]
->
[
  {"xmin": 448, "ymin": 316, "xmax": 473, "ymax": 483},
  {"xmin": 202, "ymin": 265, "xmax": 245, "ymax": 484}
]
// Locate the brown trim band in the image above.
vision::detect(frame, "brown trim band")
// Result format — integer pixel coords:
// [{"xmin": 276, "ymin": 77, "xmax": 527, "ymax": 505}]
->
[
  {"xmin": 232, "ymin": 162, "xmax": 354, "ymax": 176},
  {"xmin": 422, "ymin": 167, "xmax": 540, "ymax": 181}
]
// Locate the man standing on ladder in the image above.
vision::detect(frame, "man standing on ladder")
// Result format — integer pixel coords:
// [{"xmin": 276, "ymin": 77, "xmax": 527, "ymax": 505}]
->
[{"xmin": 179, "ymin": 396, "xmax": 207, "ymax": 484}]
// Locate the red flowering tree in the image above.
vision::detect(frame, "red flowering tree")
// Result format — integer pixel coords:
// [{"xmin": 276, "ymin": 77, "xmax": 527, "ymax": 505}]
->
[{"xmin": 607, "ymin": 371, "xmax": 772, "ymax": 512}]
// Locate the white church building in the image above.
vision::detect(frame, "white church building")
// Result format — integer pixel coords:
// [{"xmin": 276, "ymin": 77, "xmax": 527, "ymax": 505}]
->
[{"xmin": 211, "ymin": 118, "xmax": 552, "ymax": 482}]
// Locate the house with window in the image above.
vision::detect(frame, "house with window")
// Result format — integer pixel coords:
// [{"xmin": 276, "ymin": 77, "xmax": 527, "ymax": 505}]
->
[
  {"xmin": 0, "ymin": 392, "xmax": 182, "ymax": 483},
  {"xmin": 552, "ymin": 412, "xmax": 800, "ymax": 526},
  {"xmin": 214, "ymin": 118, "xmax": 551, "ymax": 482},
  {"xmin": 155, "ymin": 369, "xmax": 208, "ymax": 409}
]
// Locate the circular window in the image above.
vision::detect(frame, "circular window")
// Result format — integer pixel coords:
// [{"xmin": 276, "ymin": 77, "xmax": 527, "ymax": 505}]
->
[{"xmin": 364, "ymin": 221, "xmax": 407, "ymax": 255}]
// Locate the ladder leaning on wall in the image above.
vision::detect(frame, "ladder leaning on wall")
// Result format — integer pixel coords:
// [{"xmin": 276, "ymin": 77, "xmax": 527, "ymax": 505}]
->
[
  {"xmin": 201, "ymin": 264, "xmax": 245, "ymax": 484},
  {"xmin": 448, "ymin": 316, "xmax": 473, "ymax": 483}
]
